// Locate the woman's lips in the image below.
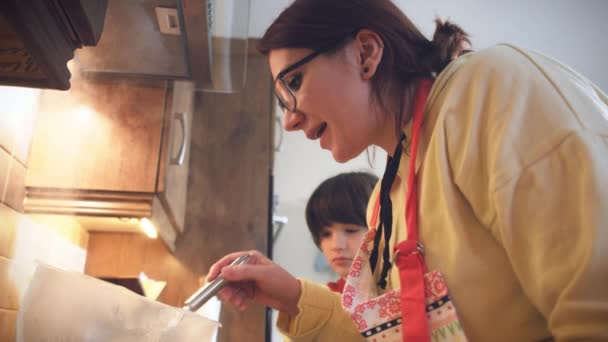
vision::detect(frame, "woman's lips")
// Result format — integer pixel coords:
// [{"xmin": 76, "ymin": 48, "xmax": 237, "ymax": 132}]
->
[
  {"xmin": 307, "ymin": 122, "xmax": 328, "ymax": 140},
  {"xmin": 315, "ymin": 122, "xmax": 327, "ymax": 138}
]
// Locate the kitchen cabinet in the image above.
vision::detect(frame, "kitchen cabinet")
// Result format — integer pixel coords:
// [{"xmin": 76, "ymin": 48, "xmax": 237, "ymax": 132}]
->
[
  {"xmin": 0, "ymin": 0, "xmax": 107, "ymax": 90},
  {"xmin": 24, "ymin": 79, "xmax": 194, "ymax": 251}
]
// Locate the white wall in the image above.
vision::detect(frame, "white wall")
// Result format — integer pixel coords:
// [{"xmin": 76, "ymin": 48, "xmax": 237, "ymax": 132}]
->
[
  {"xmin": 249, "ymin": 0, "xmax": 608, "ymax": 91},
  {"xmin": 248, "ymin": 1, "xmax": 608, "ymax": 340}
]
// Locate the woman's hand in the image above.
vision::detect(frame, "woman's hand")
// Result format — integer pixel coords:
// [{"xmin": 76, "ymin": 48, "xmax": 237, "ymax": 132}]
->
[{"xmin": 207, "ymin": 250, "xmax": 302, "ymax": 315}]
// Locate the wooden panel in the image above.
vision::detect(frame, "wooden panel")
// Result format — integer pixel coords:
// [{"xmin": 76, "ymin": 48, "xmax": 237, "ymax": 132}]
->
[
  {"xmin": 24, "ymin": 188, "xmax": 154, "ymax": 217},
  {"xmin": 0, "ymin": 308, "xmax": 17, "ymax": 342},
  {"xmin": 26, "ymin": 80, "xmax": 165, "ymax": 192},
  {"xmin": 158, "ymin": 81, "xmax": 194, "ymax": 233},
  {"xmin": 176, "ymin": 39, "xmax": 272, "ymax": 342},
  {"xmin": 0, "ymin": 204, "xmax": 17, "ymax": 258},
  {"xmin": 4, "ymin": 158, "xmax": 24, "ymax": 212},
  {"xmin": 0, "ymin": 14, "xmax": 47, "ymax": 84},
  {"xmin": 0, "ymin": 257, "xmax": 19, "ymax": 310},
  {"xmin": 0, "ymin": 1, "xmax": 76, "ymax": 90},
  {"xmin": 151, "ymin": 196, "xmax": 177, "ymax": 252},
  {"xmin": 85, "ymin": 232, "xmax": 198, "ymax": 306}
]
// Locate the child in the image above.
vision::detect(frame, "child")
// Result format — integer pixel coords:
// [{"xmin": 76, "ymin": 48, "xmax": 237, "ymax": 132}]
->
[{"xmin": 305, "ymin": 172, "xmax": 378, "ymax": 292}]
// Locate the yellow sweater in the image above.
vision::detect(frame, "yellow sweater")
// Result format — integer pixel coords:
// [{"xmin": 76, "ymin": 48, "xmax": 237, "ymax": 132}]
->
[{"xmin": 277, "ymin": 44, "xmax": 608, "ymax": 341}]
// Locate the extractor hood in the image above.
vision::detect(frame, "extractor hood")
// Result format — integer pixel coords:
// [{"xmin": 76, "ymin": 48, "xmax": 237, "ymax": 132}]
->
[{"xmin": 74, "ymin": 0, "xmax": 251, "ymax": 93}]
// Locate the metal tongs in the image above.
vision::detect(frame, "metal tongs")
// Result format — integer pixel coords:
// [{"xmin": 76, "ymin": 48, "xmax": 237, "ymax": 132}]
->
[{"xmin": 182, "ymin": 254, "xmax": 252, "ymax": 312}]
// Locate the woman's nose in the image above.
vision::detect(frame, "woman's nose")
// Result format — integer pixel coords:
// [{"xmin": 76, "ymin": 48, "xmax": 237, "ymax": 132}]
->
[{"xmin": 283, "ymin": 110, "xmax": 304, "ymax": 131}]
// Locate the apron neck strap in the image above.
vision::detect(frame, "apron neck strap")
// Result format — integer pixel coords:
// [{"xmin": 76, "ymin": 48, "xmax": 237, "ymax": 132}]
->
[{"xmin": 368, "ymin": 79, "xmax": 434, "ymax": 288}]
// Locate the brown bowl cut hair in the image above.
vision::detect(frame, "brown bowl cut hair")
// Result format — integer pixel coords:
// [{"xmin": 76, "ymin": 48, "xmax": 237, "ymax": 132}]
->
[{"xmin": 305, "ymin": 172, "xmax": 379, "ymax": 248}]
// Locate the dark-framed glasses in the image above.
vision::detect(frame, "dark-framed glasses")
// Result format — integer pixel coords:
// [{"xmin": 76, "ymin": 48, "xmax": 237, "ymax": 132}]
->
[{"xmin": 274, "ymin": 39, "xmax": 348, "ymax": 113}]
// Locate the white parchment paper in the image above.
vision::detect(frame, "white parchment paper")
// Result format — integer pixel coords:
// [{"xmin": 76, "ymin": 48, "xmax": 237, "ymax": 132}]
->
[{"xmin": 16, "ymin": 264, "xmax": 219, "ymax": 342}]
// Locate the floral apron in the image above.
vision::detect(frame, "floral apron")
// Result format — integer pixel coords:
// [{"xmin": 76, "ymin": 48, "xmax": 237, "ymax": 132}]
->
[{"xmin": 342, "ymin": 80, "xmax": 467, "ymax": 342}]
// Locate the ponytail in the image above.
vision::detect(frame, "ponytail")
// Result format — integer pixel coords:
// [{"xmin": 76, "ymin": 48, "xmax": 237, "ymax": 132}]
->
[{"xmin": 430, "ymin": 18, "xmax": 472, "ymax": 73}]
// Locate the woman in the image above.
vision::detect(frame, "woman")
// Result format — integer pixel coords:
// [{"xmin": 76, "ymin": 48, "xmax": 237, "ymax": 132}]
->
[
  {"xmin": 207, "ymin": 1, "xmax": 608, "ymax": 341},
  {"xmin": 305, "ymin": 172, "xmax": 378, "ymax": 293}
]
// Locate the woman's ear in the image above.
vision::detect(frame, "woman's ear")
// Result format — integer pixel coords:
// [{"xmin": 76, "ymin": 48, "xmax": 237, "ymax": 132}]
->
[{"xmin": 354, "ymin": 29, "xmax": 383, "ymax": 80}]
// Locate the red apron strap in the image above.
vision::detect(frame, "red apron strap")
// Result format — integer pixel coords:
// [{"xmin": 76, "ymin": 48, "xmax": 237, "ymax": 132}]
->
[
  {"xmin": 394, "ymin": 79, "xmax": 434, "ymax": 342},
  {"xmin": 369, "ymin": 191, "xmax": 381, "ymax": 228},
  {"xmin": 366, "ymin": 79, "xmax": 433, "ymax": 342}
]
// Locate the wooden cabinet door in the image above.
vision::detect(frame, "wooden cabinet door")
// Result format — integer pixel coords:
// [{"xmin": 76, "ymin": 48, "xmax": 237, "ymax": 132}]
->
[
  {"xmin": 157, "ymin": 81, "xmax": 194, "ymax": 233},
  {"xmin": 26, "ymin": 81, "xmax": 165, "ymax": 192}
]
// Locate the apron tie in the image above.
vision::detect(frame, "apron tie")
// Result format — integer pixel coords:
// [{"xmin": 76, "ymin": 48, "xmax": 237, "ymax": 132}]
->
[{"xmin": 370, "ymin": 133, "xmax": 406, "ymax": 289}]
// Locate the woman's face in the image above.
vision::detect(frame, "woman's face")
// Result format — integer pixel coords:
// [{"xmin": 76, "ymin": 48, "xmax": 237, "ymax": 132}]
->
[
  {"xmin": 319, "ymin": 223, "xmax": 367, "ymax": 279},
  {"xmin": 269, "ymin": 43, "xmax": 384, "ymax": 163}
]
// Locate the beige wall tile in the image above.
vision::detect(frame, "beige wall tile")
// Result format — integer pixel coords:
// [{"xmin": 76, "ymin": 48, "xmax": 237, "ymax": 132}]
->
[
  {"xmin": 0, "ymin": 86, "xmax": 41, "ymax": 166},
  {"xmin": 0, "ymin": 111, "xmax": 16, "ymax": 155},
  {"xmin": 28, "ymin": 214, "xmax": 89, "ymax": 250},
  {"xmin": 0, "ymin": 308, "xmax": 17, "ymax": 342},
  {"xmin": 0, "ymin": 257, "xmax": 19, "ymax": 310},
  {"xmin": 0, "ymin": 204, "xmax": 17, "ymax": 258},
  {"xmin": 4, "ymin": 160, "xmax": 25, "ymax": 213},
  {"xmin": 0, "ymin": 148, "xmax": 9, "ymax": 205},
  {"xmin": 11, "ymin": 214, "xmax": 87, "ymax": 275},
  {"xmin": 12, "ymin": 108, "xmax": 39, "ymax": 167}
]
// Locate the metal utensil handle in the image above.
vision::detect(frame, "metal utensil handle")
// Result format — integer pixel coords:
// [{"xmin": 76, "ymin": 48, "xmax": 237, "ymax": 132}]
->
[{"xmin": 183, "ymin": 254, "xmax": 252, "ymax": 311}]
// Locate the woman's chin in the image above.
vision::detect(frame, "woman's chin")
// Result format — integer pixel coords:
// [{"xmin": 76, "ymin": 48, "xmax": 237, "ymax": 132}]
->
[{"xmin": 331, "ymin": 148, "xmax": 356, "ymax": 164}]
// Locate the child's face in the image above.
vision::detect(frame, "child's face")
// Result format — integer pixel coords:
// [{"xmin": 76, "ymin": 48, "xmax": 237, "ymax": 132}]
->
[{"xmin": 319, "ymin": 222, "xmax": 367, "ymax": 279}]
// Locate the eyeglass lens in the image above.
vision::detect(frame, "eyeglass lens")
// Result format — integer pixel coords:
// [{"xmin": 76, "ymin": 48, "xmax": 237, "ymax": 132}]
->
[{"xmin": 274, "ymin": 78, "xmax": 295, "ymax": 112}]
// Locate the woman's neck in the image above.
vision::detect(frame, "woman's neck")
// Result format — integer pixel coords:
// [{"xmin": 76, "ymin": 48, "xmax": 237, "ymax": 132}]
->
[
  {"xmin": 376, "ymin": 79, "xmax": 426, "ymax": 156},
  {"xmin": 377, "ymin": 131, "xmax": 399, "ymax": 158}
]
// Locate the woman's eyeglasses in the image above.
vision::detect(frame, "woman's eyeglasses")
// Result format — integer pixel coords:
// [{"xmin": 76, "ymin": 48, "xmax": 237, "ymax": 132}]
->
[{"xmin": 274, "ymin": 38, "xmax": 349, "ymax": 113}]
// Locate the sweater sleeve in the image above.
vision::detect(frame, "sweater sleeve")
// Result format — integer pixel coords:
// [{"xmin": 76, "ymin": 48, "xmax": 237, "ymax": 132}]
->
[
  {"xmin": 276, "ymin": 279, "xmax": 365, "ymax": 342},
  {"xmin": 492, "ymin": 133, "xmax": 608, "ymax": 340}
]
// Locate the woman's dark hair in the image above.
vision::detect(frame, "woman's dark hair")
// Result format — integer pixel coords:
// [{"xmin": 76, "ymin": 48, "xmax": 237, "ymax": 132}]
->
[
  {"xmin": 305, "ymin": 172, "xmax": 379, "ymax": 247},
  {"xmin": 258, "ymin": 0, "xmax": 470, "ymax": 140}
]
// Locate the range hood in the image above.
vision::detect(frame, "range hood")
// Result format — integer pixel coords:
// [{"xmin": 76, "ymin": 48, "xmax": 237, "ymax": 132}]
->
[{"xmin": 74, "ymin": 0, "xmax": 251, "ymax": 93}]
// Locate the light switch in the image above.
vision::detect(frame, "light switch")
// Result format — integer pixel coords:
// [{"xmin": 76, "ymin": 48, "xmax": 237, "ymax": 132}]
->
[{"xmin": 155, "ymin": 7, "xmax": 181, "ymax": 35}]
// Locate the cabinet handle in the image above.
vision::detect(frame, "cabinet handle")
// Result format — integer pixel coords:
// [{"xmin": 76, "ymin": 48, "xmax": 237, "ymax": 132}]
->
[{"xmin": 171, "ymin": 112, "xmax": 188, "ymax": 165}]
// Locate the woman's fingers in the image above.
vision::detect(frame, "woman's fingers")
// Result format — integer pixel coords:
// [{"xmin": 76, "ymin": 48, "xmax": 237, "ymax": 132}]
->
[
  {"xmin": 207, "ymin": 251, "xmax": 249, "ymax": 282},
  {"xmin": 220, "ymin": 264, "xmax": 264, "ymax": 282},
  {"xmin": 218, "ymin": 284, "xmax": 247, "ymax": 307},
  {"xmin": 207, "ymin": 250, "xmax": 267, "ymax": 282},
  {"xmin": 207, "ymin": 250, "xmax": 302, "ymax": 314}
]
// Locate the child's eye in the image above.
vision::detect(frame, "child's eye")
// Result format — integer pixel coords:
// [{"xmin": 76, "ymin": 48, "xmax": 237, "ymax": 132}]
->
[
  {"xmin": 346, "ymin": 227, "xmax": 364, "ymax": 234},
  {"xmin": 287, "ymin": 73, "xmax": 302, "ymax": 91}
]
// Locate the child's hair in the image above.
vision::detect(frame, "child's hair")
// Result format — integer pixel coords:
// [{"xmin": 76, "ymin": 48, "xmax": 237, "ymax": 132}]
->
[{"xmin": 305, "ymin": 172, "xmax": 379, "ymax": 247}]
